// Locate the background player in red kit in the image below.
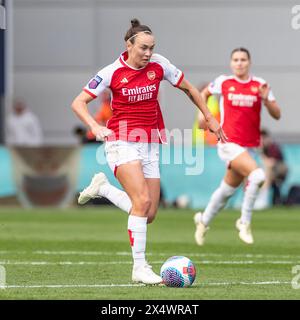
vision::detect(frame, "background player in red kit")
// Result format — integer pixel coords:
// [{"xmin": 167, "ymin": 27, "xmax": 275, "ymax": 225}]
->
[
  {"xmin": 194, "ymin": 47, "xmax": 281, "ymax": 246},
  {"xmin": 71, "ymin": 19, "xmax": 225, "ymax": 284}
]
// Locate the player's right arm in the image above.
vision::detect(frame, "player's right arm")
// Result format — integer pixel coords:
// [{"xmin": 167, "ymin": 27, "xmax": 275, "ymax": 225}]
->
[
  {"xmin": 71, "ymin": 91, "xmax": 112, "ymax": 140},
  {"xmin": 71, "ymin": 66, "xmax": 114, "ymax": 141}
]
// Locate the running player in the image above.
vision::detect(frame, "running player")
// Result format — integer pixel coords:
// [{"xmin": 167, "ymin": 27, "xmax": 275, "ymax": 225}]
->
[
  {"xmin": 194, "ymin": 47, "xmax": 281, "ymax": 245},
  {"xmin": 71, "ymin": 19, "xmax": 225, "ymax": 285}
]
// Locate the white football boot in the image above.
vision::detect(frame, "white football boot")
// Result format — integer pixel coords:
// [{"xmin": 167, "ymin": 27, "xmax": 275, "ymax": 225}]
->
[
  {"xmin": 78, "ymin": 172, "xmax": 109, "ymax": 205},
  {"xmin": 236, "ymin": 218, "xmax": 254, "ymax": 244},
  {"xmin": 132, "ymin": 263, "xmax": 162, "ymax": 285},
  {"xmin": 193, "ymin": 212, "xmax": 209, "ymax": 246}
]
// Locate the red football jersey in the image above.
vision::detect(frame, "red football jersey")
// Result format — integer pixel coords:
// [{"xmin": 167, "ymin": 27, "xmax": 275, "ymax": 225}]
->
[
  {"xmin": 84, "ymin": 52, "xmax": 184, "ymax": 143},
  {"xmin": 208, "ymin": 75, "xmax": 276, "ymax": 147}
]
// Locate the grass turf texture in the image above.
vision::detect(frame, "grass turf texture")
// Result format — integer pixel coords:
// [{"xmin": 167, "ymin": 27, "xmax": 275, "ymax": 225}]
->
[{"xmin": 0, "ymin": 207, "xmax": 299, "ymax": 300}]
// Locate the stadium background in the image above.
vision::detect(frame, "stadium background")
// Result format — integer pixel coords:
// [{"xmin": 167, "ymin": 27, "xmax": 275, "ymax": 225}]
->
[
  {"xmin": 0, "ymin": 0, "xmax": 300, "ymax": 302},
  {"xmin": 8, "ymin": 0, "xmax": 300, "ymax": 143},
  {"xmin": 1, "ymin": 0, "xmax": 300, "ymax": 208}
]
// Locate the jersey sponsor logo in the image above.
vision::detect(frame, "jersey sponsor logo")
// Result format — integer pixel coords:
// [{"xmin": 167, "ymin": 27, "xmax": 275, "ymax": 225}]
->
[
  {"xmin": 122, "ymin": 84, "xmax": 156, "ymax": 96},
  {"xmin": 120, "ymin": 77, "xmax": 129, "ymax": 83},
  {"xmin": 122, "ymin": 84, "xmax": 157, "ymax": 102},
  {"xmin": 88, "ymin": 75, "xmax": 102, "ymax": 89},
  {"xmin": 228, "ymin": 93, "xmax": 257, "ymax": 107},
  {"xmin": 147, "ymin": 71, "xmax": 156, "ymax": 80},
  {"xmin": 251, "ymin": 86, "xmax": 258, "ymax": 93}
]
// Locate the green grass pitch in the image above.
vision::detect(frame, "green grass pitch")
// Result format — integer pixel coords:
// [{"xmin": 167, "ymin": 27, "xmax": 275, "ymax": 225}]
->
[{"xmin": 0, "ymin": 206, "xmax": 299, "ymax": 300}]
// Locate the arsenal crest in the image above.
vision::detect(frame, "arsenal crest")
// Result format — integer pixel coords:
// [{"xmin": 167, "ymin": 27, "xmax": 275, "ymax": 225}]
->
[
  {"xmin": 147, "ymin": 71, "xmax": 156, "ymax": 80},
  {"xmin": 251, "ymin": 86, "xmax": 258, "ymax": 93}
]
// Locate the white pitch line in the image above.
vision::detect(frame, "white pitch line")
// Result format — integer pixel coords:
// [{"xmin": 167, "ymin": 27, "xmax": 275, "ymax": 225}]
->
[
  {"xmin": 0, "ymin": 261, "xmax": 131, "ymax": 265},
  {"xmin": 201, "ymin": 260, "xmax": 300, "ymax": 265},
  {"xmin": 0, "ymin": 260, "xmax": 299, "ymax": 265},
  {"xmin": 0, "ymin": 250, "xmax": 223, "ymax": 256},
  {"xmin": 202, "ymin": 280, "xmax": 291, "ymax": 286},
  {"xmin": 1, "ymin": 280, "xmax": 291, "ymax": 289},
  {"xmin": 0, "ymin": 250, "xmax": 300, "ymax": 259},
  {"xmin": 3, "ymin": 284, "xmax": 145, "ymax": 289}
]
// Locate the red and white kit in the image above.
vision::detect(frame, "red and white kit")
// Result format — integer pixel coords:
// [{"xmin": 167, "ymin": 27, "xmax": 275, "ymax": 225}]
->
[
  {"xmin": 83, "ymin": 52, "xmax": 184, "ymax": 177},
  {"xmin": 84, "ymin": 51, "xmax": 184, "ymax": 144},
  {"xmin": 208, "ymin": 75, "xmax": 276, "ymax": 163}
]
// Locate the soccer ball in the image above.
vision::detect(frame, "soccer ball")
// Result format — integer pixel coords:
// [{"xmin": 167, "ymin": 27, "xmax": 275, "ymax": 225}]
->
[{"xmin": 160, "ymin": 256, "xmax": 196, "ymax": 287}]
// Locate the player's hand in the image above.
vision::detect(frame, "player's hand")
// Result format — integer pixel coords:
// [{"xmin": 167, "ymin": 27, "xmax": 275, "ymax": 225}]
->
[
  {"xmin": 206, "ymin": 116, "xmax": 227, "ymax": 143},
  {"xmin": 198, "ymin": 117, "xmax": 208, "ymax": 130},
  {"xmin": 259, "ymin": 83, "xmax": 270, "ymax": 102},
  {"xmin": 91, "ymin": 125, "xmax": 113, "ymax": 141}
]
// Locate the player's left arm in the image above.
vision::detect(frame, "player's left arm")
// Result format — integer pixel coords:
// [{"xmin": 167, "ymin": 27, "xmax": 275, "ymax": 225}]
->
[
  {"xmin": 259, "ymin": 83, "xmax": 281, "ymax": 120},
  {"xmin": 177, "ymin": 78, "xmax": 227, "ymax": 142}
]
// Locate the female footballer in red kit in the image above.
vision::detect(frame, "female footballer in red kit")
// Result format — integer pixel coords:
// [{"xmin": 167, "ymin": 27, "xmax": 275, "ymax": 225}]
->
[
  {"xmin": 194, "ymin": 48, "xmax": 281, "ymax": 246},
  {"xmin": 72, "ymin": 19, "xmax": 225, "ymax": 284}
]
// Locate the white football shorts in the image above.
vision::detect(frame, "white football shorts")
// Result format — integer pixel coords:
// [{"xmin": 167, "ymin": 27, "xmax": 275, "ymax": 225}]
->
[
  {"xmin": 217, "ymin": 142, "xmax": 257, "ymax": 166},
  {"xmin": 104, "ymin": 140, "xmax": 160, "ymax": 178}
]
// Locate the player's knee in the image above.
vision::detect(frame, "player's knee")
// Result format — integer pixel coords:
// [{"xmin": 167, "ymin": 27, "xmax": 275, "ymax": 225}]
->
[
  {"xmin": 249, "ymin": 168, "xmax": 266, "ymax": 187},
  {"xmin": 134, "ymin": 195, "xmax": 152, "ymax": 215},
  {"xmin": 143, "ymin": 197, "xmax": 152, "ymax": 212}
]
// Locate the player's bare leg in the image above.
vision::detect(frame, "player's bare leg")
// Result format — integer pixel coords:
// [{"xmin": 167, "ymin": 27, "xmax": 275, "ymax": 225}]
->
[
  {"xmin": 145, "ymin": 178, "xmax": 160, "ymax": 224},
  {"xmin": 116, "ymin": 161, "xmax": 162, "ymax": 285}
]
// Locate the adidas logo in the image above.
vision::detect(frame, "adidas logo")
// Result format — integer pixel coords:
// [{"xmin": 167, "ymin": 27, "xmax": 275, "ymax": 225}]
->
[
  {"xmin": 229, "ymin": 86, "xmax": 235, "ymax": 92},
  {"xmin": 121, "ymin": 77, "xmax": 129, "ymax": 83}
]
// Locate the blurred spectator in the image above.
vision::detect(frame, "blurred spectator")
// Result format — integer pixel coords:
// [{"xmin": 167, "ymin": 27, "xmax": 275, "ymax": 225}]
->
[
  {"xmin": 6, "ymin": 100, "xmax": 43, "ymax": 146},
  {"xmin": 260, "ymin": 129, "xmax": 288, "ymax": 205}
]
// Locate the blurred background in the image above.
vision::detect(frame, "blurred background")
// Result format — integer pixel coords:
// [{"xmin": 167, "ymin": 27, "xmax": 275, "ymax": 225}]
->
[{"xmin": 1, "ymin": 0, "xmax": 300, "ymax": 209}]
